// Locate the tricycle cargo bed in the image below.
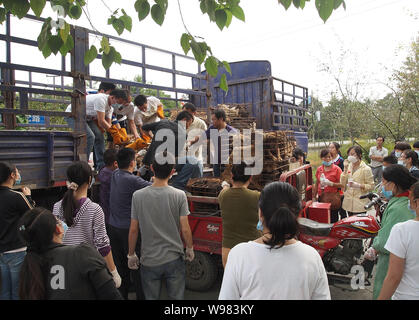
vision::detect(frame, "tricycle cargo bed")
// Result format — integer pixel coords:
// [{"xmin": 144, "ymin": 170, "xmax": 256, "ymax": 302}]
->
[{"xmin": 0, "ymin": 130, "xmax": 79, "ymax": 189}]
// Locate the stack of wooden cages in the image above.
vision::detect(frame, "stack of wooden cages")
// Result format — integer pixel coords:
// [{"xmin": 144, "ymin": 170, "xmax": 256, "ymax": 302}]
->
[
  {"xmin": 221, "ymin": 130, "xmax": 295, "ymax": 191},
  {"xmin": 186, "ymin": 177, "xmax": 222, "ymax": 216}
]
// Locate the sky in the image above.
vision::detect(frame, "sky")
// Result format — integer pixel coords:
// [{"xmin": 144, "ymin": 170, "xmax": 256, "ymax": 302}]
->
[{"xmin": 2, "ymin": 0, "xmax": 419, "ymax": 104}]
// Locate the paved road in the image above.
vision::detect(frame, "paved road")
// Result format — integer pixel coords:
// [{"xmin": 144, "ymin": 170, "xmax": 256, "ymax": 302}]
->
[{"xmin": 129, "ymin": 263, "xmax": 376, "ymax": 300}]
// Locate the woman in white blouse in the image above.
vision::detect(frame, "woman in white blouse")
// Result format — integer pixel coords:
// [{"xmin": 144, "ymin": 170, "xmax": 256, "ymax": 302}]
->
[{"xmin": 218, "ymin": 181, "xmax": 330, "ymax": 300}]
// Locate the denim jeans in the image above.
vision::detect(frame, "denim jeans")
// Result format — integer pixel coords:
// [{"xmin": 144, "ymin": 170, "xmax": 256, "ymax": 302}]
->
[
  {"xmin": 66, "ymin": 117, "xmax": 95, "ymax": 164},
  {"xmin": 86, "ymin": 120, "xmax": 105, "ymax": 170},
  {"xmin": 140, "ymin": 257, "xmax": 185, "ymax": 300},
  {"xmin": 0, "ymin": 250, "xmax": 26, "ymax": 300},
  {"xmin": 172, "ymin": 156, "xmax": 203, "ymax": 191}
]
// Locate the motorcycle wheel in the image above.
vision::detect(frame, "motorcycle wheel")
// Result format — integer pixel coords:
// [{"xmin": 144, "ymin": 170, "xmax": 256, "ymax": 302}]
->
[{"xmin": 185, "ymin": 251, "xmax": 218, "ymax": 292}]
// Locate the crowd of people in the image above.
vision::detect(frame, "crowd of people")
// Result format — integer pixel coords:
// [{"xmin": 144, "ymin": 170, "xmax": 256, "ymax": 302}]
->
[{"xmin": 0, "ymin": 82, "xmax": 418, "ymax": 300}]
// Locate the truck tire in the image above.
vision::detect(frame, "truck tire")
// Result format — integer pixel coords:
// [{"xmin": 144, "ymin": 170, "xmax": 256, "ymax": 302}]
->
[{"xmin": 186, "ymin": 251, "xmax": 218, "ymax": 292}]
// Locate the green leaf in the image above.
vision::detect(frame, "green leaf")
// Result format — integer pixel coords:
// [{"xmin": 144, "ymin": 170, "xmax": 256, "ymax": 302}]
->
[
  {"xmin": 120, "ymin": 13, "xmax": 132, "ymax": 32},
  {"xmin": 12, "ymin": 0, "xmax": 31, "ymax": 19},
  {"xmin": 155, "ymin": 0, "xmax": 168, "ymax": 12},
  {"xmin": 101, "ymin": 36, "xmax": 110, "ymax": 55},
  {"xmin": 69, "ymin": 4, "xmax": 82, "ymax": 19},
  {"xmin": 205, "ymin": 0, "xmax": 217, "ymax": 21},
  {"xmin": 200, "ymin": 0, "xmax": 207, "ymax": 14},
  {"xmin": 190, "ymin": 39, "xmax": 205, "ymax": 65},
  {"xmin": 3, "ymin": 0, "xmax": 14, "ymax": 12},
  {"xmin": 59, "ymin": 22, "xmax": 70, "ymax": 43},
  {"xmin": 222, "ymin": 61, "xmax": 231, "ymax": 75},
  {"xmin": 135, "ymin": 0, "xmax": 150, "ymax": 21},
  {"xmin": 0, "ymin": 8, "xmax": 6, "ymax": 24},
  {"xmin": 48, "ymin": 34, "xmax": 64, "ymax": 55},
  {"xmin": 151, "ymin": 4, "xmax": 164, "ymax": 25},
  {"xmin": 180, "ymin": 33, "xmax": 191, "ymax": 55},
  {"xmin": 219, "ymin": 73, "xmax": 228, "ymax": 93},
  {"xmin": 225, "ymin": 9, "xmax": 232, "ymax": 28},
  {"xmin": 37, "ymin": 18, "xmax": 52, "ymax": 50},
  {"xmin": 112, "ymin": 18, "xmax": 125, "ymax": 35},
  {"xmin": 279, "ymin": 0, "xmax": 292, "ymax": 10},
  {"xmin": 30, "ymin": 0, "xmax": 46, "ymax": 17},
  {"xmin": 84, "ymin": 45, "xmax": 98, "ymax": 66},
  {"xmin": 215, "ymin": 9, "xmax": 227, "ymax": 30},
  {"xmin": 41, "ymin": 44, "xmax": 52, "ymax": 58},
  {"xmin": 205, "ymin": 56, "xmax": 218, "ymax": 77},
  {"xmin": 102, "ymin": 46, "xmax": 122, "ymax": 70},
  {"xmin": 59, "ymin": 34, "xmax": 73, "ymax": 56},
  {"xmin": 230, "ymin": 5, "xmax": 245, "ymax": 21},
  {"xmin": 334, "ymin": 0, "xmax": 343, "ymax": 9},
  {"xmin": 315, "ymin": 0, "xmax": 334, "ymax": 22}
]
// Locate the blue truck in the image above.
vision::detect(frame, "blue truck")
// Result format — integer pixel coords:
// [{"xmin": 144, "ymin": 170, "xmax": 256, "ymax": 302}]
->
[{"xmin": 0, "ymin": 14, "xmax": 309, "ymax": 207}]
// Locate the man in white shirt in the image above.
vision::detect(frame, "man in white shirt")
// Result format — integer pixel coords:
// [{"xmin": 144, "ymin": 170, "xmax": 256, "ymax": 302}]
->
[
  {"xmin": 369, "ymin": 136, "xmax": 388, "ymax": 184},
  {"xmin": 133, "ymin": 95, "xmax": 165, "ymax": 127},
  {"xmin": 66, "ymin": 82, "xmax": 115, "ymax": 169},
  {"xmin": 108, "ymin": 89, "xmax": 140, "ymax": 140},
  {"xmin": 182, "ymin": 103, "xmax": 207, "ymax": 165},
  {"xmin": 66, "ymin": 86, "xmax": 133, "ymax": 170}
]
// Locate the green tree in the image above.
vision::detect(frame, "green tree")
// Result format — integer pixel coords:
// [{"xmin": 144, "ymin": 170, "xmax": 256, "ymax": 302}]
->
[{"xmin": 1, "ymin": 0, "xmax": 346, "ymax": 92}]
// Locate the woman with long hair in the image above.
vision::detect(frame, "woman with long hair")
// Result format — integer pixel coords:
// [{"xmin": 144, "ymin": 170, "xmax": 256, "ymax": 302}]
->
[
  {"xmin": 18, "ymin": 207, "xmax": 122, "ymax": 299},
  {"xmin": 329, "ymin": 142, "xmax": 344, "ymax": 171},
  {"xmin": 52, "ymin": 161, "xmax": 121, "ymax": 288},
  {"xmin": 219, "ymin": 181, "xmax": 330, "ymax": 300},
  {"xmin": 363, "ymin": 165, "xmax": 417, "ymax": 299},
  {"xmin": 0, "ymin": 162, "xmax": 34, "ymax": 300}
]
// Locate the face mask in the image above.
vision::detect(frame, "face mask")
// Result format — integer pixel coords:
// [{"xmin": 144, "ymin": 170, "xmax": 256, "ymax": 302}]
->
[
  {"xmin": 61, "ymin": 220, "xmax": 69, "ymax": 235},
  {"xmin": 415, "ymin": 150, "xmax": 419, "ymax": 157},
  {"xmin": 112, "ymin": 103, "xmax": 125, "ymax": 111},
  {"xmin": 395, "ymin": 151, "xmax": 401, "ymax": 158},
  {"xmin": 322, "ymin": 160, "xmax": 333, "ymax": 167},
  {"xmin": 257, "ymin": 220, "xmax": 263, "ymax": 231},
  {"xmin": 381, "ymin": 184, "xmax": 393, "ymax": 200},
  {"xmin": 408, "ymin": 200, "xmax": 417, "ymax": 216},
  {"xmin": 348, "ymin": 155, "xmax": 358, "ymax": 163},
  {"xmin": 89, "ymin": 176, "xmax": 95, "ymax": 189},
  {"xmin": 397, "ymin": 160, "xmax": 405, "ymax": 166},
  {"xmin": 14, "ymin": 172, "xmax": 21, "ymax": 185}
]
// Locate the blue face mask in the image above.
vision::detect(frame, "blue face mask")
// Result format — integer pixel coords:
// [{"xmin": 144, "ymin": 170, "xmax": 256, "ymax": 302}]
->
[
  {"xmin": 15, "ymin": 173, "xmax": 21, "ymax": 185},
  {"xmin": 257, "ymin": 220, "xmax": 264, "ymax": 231},
  {"xmin": 395, "ymin": 151, "xmax": 401, "ymax": 158},
  {"xmin": 408, "ymin": 200, "xmax": 417, "ymax": 216},
  {"xmin": 61, "ymin": 221, "xmax": 69, "ymax": 234},
  {"xmin": 397, "ymin": 160, "xmax": 405, "ymax": 166},
  {"xmin": 322, "ymin": 160, "xmax": 333, "ymax": 167},
  {"xmin": 381, "ymin": 184, "xmax": 393, "ymax": 200}
]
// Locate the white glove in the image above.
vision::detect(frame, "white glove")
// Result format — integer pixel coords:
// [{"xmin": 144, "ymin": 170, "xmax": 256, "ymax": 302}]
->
[
  {"xmin": 348, "ymin": 181, "xmax": 361, "ymax": 189},
  {"xmin": 137, "ymin": 149, "xmax": 147, "ymax": 157},
  {"xmin": 185, "ymin": 247, "xmax": 195, "ymax": 262},
  {"xmin": 110, "ymin": 269, "xmax": 122, "ymax": 288},
  {"xmin": 364, "ymin": 247, "xmax": 377, "ymax": 261},
  {"xmin": 221, "ymin": 181, "xmax": 230, "ymax": 188},
  {"xmin": 127, "ymin": 253, "xmax": 140, "ymax": 270},
  {"xmin": 321, "ymin": 178, "xmax": 334, "ymax": 187}
]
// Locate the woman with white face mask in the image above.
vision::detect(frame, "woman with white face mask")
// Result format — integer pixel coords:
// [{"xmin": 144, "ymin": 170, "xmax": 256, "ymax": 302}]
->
[
  {"xmin": 399, "ymin": 150, "xmax": 419, "ymax": 178},
  {"xmin": 364, "ymin": 165, "xmax": 417, "ymax": 300},
  {"xmin": 340, "ymin": 146, "xmax": 375, "ymax": 216}
]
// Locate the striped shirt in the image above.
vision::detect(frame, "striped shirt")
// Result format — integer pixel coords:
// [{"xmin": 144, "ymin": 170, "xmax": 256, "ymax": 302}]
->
[{"xmin": 52, "ymin": 198, "xmax": 111, "ymax": 257}]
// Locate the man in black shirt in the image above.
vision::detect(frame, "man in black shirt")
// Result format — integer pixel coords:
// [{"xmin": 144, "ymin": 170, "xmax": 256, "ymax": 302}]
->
[{"xmin": 141, "ymin": 111, "xmax": 202, "ymax": 190}]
